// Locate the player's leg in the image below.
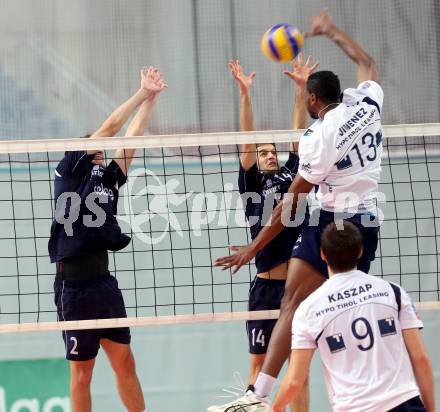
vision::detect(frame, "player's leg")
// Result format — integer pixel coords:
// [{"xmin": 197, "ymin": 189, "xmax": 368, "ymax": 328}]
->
[
  {"xmin": 249, "ymin": 354, "xmax": 265, "ymax": 386},
  {"xmin": 246, "ymin": 277, "xmax": 277, "ymax": 387},
  {"xmin": 251, "ymin": 258, "xmax": 323, "ymax": 408},
  {"xmin": 54, "ymin": 276, "xmax": 102, "ymax": 412},
  {"xmin": 249, "ymin": 356, "xmax": 307, "ymax": 412},
  {"xmin": 64, "ymin": 329, "xmax": 100, "ymax": 412},
  {"xmin": 69, "ymin": 359, "xmax": 96, "ymax": 412},
  {"xmin": 101, "ymin": 339, "xmax": 146, "ymax": 412},
  {"xmin": 247, "ymin": 276, "xmax": 309, "ymax": 412},
  {"xmin": 258, "ymin": 258, "xmax": 324, "ymax": 378},
  {"xmin": 99, "ymin": 274, "xmax": 145, "ymax": 411}
]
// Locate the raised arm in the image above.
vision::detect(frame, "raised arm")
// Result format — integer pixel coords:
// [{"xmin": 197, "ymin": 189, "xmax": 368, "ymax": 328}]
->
[
  {"xmin": 306, "ymin": 12, "xmax": 379, "ymax": 84},
  {"xmin": 113, "ymin": 67, "xmax": 167, "ymax": 175},
  {"xmin": 403, "ymin": 329, "xmax": 436, "ymax": 412},
  {"xmin": 228, "ymin": 60, "xmax": 257, "ymax": 171},
  {"xmin": 90, "ymin": 68, "xmax": 160, "ymax": 139},
  {"xmin": 284, "ymin": 54, "xmax": 319, "ymax": 152}
]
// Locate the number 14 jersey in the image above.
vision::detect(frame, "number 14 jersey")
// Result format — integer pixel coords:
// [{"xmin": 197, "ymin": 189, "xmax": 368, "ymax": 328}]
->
[
  {"xmin": 298, "ymin": 81, "xmax": 384, "ymax": 214},
  {"xmin": 291, "ymin": 270, "xmax": 423, "ymax": 412}
]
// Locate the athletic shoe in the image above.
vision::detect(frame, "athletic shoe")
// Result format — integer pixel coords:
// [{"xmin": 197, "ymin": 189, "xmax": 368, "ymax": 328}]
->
[{"xmin": 206, "ymin": 389, "xmax": 270, "ymax": 412}]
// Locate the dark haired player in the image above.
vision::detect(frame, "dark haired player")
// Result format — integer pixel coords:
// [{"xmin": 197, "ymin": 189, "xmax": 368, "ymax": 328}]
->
[
  {"xmin": 215, "ymin": 12, "xmax": 384, "ymax": 411},
  {"xmin": 273, "ymin": 221, "xmax": 436, "ymax": 412},
  {"xmin": 49, "ymin": 67, "xmax": 166, "ymax": 412}
]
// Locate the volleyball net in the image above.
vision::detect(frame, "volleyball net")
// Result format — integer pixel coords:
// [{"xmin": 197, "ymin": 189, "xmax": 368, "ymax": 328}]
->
[{"xmin": 0, "ymin": 123, "xmax": 439, "ymax": 333}]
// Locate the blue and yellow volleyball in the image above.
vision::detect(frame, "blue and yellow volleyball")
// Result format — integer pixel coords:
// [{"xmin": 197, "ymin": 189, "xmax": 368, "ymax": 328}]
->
[{"xmin": 261, "ymin": 23, "xmax": 304, "ymax": 63}]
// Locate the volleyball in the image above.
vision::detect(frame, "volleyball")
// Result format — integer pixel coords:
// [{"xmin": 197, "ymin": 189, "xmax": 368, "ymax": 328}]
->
[{"xmin": 261, "ymin": 23, "xmax": 304, "ymax": 63}]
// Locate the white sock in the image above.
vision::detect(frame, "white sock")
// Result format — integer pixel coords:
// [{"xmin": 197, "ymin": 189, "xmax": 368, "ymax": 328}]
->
[{"xmin": 253, "ymin": 373, "xmax": 277, "ymax": 398}]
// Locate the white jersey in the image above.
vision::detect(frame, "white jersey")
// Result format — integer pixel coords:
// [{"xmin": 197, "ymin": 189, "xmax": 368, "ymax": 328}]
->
[
  {"xmin": 298, "ymin": 81, "xmax": 384, "ymax": 213},
  {"xmin": 291, "ymin": 270, "xmax": 422, "ymax": 412}
]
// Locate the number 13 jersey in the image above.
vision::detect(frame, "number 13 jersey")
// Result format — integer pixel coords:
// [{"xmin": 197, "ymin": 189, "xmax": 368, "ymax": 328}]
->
[
  {"xmin": 298, "ymin": 81, "xmax": 384, "ymax": 213},
  {"xmin": 291, "ymin": 269, "xmax": 423, "ymax": 412}
]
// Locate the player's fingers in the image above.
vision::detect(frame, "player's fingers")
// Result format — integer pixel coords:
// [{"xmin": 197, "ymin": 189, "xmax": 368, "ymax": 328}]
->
[
  {"xmin": 310, "ymin": 62, "xmax": 320, "ymax": 72},
  {"xmin": 249, "ymin": 72, "xmax": 256, "ymax": 79},
  {"xmin": 232, "ymin": 262, "xmax": 243, "ymax": 274},
  {"xmin": 214, "ymin": 256, "xmax": 233, "ymax": 266},
  {"xmin": 220, "ymin": 260, "xmax": 236, "ymax": 271},
  {"xmin": 283, "ymin": 71, "xmax": 295, "ymax": 80},
  {"xmin": 297, "ymin": 52, "xmax": 303, "ymax": 65},
  {"xmin": 229, "ymin": 245, "xmax": 241, "ymax": 251}
]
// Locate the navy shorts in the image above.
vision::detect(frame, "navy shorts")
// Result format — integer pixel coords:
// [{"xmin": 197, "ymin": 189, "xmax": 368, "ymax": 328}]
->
[
  {"xmin": 246, "ymin": 277, "xmax": 285, "ymax": 354},
  {"xmin": 291, "ymin": 209, "xmax": 379, "ymax": 278},
  {"xmin": 388, "ymin": 396, "xmax": 427, "ymax": 411},
  {"xmin": 54, "ymin": 275, "xmax": 131, "ymax": 361}
]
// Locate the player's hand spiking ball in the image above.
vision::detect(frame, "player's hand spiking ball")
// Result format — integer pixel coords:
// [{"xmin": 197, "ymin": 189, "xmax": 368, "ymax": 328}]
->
[
  {"xmin": 283, "ymin": 53, "xmax": 319, "ymax": 87},
  {"xmin": 228, "ymin": 60, "xmax": 256, "ymax": 96},
  {"xmin": 141, "ymin": 66, "xmax": 168, "ymax": 96},
  {"xmin": 305, "ymin": 11, "xmax": 336, "ymax": 38}
]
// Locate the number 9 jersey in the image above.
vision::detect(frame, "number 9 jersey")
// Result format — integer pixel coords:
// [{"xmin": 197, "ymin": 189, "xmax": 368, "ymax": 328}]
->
[
  {"xmin": 298, "ymin": 81, "xmax": 384, "ymax": 214},
  {"xmin": 291, "ymin": 269, "xmax": 423, "ymax": 412}
]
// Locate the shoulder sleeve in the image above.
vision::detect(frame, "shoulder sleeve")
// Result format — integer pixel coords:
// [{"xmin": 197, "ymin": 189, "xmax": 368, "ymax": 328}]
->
[
  {"xmin": 238, "ymin": 162, "xmax": 259, "ymax": 195},
  {"xmin": 283, "ymin": 151, "xmax": 299, "ymax": 174},
  {"xmin": 357, "ymin": 81, "xmax": 384, "ymax": 112},
  {"xmin": 107, "ymin": 160, "xmax": 127, "ymax": 188},
  {"xmin": 55, "ymin": 151, "xmax": 89, "ymax": 178},
  {"xmin": 291, "ymin": 302, "xmax": 318, "ymax": 350},
  {"xmin": 396, "ymin": 285, "xmax": 423, "ymax": 330},
  {"xmin": 298, "ymin": 127, "xmax": 336, "ymax": 185}
]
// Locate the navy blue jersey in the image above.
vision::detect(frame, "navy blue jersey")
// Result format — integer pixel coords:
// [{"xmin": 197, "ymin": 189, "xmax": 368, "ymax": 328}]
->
[
  {"xmin": 48, "ymin": 151, "xmax": 130, "ymax": 263},
  {"xmin": 238, "ymin": 152, "xmax": 304, "ymax": 273}
]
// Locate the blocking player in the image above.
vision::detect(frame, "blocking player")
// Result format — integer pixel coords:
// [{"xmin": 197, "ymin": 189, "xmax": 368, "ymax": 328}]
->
[
  {"xmin": 215, "ymin": 11, "xmax": 384, "ymax": 410},
  {"xmin": 208, "ymin": 58, "xmax": 317, "ymax": 412},
  {"xmin": 49, "ymin": 67, "xmax": 166, "ymax": 412},
  {"xmin": 272, "ymin": 221, "xmax": 436, "ymax": 412}
]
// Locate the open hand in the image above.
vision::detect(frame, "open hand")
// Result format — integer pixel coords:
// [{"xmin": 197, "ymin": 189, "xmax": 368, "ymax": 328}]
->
[
  {"xmin": 228, "ymin": 60, "xmax": 256, "ymax": 96},
  {"xmin": 283, "ymin": 53, "xmax": 319, "ymax": 87},
  {"xmin": 305, "ymin": 11, "xmax": 335, "ymax": 38},
  {"xmin": 214, "ymin": 245, "xmax": 256, "ymax": 274},
  {"xmin": 141, "ymin": 66, "xmax": 168, "ymax": 95}
]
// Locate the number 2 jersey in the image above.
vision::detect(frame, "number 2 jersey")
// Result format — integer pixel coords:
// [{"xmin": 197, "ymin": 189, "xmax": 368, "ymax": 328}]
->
[
  {"xmin": 298, "ymin": 81, "xmax": 384, "ymax": 213},
  {"xmin": 291, "ymin": 270, "xmax": 423, "ymax": 412}
]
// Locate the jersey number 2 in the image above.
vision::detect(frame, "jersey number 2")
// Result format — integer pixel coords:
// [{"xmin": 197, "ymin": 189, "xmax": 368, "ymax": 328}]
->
[{"xmin": 70, "ymin": 336, "xmax": 79, "ymax": 355}]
